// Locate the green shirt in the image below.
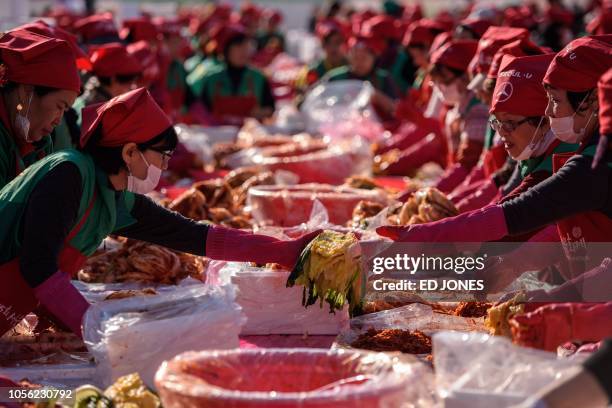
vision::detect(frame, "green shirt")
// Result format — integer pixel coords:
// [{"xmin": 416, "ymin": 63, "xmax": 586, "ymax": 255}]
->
[
  {"xmin": 519, "ymin": 141, "xmax": 580, "ymax": 179},
  {"xmin": 186, "ymin": 57, "xmax": 222, "ymax": 98},
  {"xmin": 0, "ymin": 120, "xmax": 54, "ymax": 190},
  {"xmin": 0, "ymin": 149, "xmax": 136, "ymax": 263},
  {"xmin": 199, "ymin": 64, "xmax": 267, "ymax": 108}
]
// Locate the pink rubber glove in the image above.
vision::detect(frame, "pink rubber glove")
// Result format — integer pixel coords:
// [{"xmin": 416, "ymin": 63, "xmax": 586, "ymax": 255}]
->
[
  {"xmin": 475, "ymin": 225, "xmax": 563, "ymax": 295},
  {"xmin": 449, "ymin": 179, "xmax": 487, "ymax": 204},
  {"xmin": 526, "ymin": 257, "xmax": 612, "ymax": 303},
  {"xmin": 32, "ymin": 271, "xmax": 89, "ymax": 338},
  {"xmin": 435, "ymin": 163, "xmax": 470, "ymax": 194},
  {"xmin": 206, "ymin": 226, "xmax": 322, "ymax": 270},
  {"xmin": 383, "ymin": 132, "xmax": 447, "ymax": 175},
  {"xmin": 456, "ymin": 179, "xmax": 501, "ymax": 213},
  {"xmin": 376, "ymin": 204, "xmax": 508, "ymax": 243},
  {"xmin": 511, "ymin": 302, "xmax": 612, "ymax": 352}
]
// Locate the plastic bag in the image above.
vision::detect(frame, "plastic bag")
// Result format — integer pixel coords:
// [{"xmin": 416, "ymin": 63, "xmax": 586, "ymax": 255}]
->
[
  {"xmin": 247, "ymin": 183, "xmax": 390, "ymax": 227},
  {"xmin": 334, "ymin": 304, "xmax": 486, "ymax": 351},
  {"xmin": 219, "ymin": 262, "xmax": 349, "ymax": 335},
  {"xmin": 83, "ymin": 284, "xmax": 245, "ymax": 388},
  {"xmin": 155, "ymin": 348, "xmax": 437, "ymax": 408},
  {"xmin": 433, "ymin": 331, "xmax": 584, "ymax": 408},
  {"xmin": 251, "ymin": 135, "xmax": 372, "ymax": 185},
  {"xmin": 301, "ymin": 80, "xmax": 380, "ymax": 135}
]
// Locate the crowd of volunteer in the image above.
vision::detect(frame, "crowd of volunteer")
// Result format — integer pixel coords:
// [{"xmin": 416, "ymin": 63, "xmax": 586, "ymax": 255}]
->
[{"xmin": 0, "ymin": 0, "xmax": 611, "ymax": 405}]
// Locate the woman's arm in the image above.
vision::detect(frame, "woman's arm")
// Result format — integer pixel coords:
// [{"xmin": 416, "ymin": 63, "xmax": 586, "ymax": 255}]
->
[
  {"xmin": 19, "ymin": 162, "xmax": 82, "ymax": 287},
  {"xmin": 502, "ymin": 154, "xmax": 611, "ymax": 236},
  {"xmin": 114, "ymin": 194, "xmax": 210, "ymax": 256}
]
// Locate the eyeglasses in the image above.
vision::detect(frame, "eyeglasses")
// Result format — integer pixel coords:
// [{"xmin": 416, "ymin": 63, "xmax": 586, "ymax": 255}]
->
[
  {"xmin": 489, "ymin": 117, "xmax": 530, "ymax": 133},
  {"xmin": 148, "ymin": 147, "xmax": 174, "ymax": 165}
]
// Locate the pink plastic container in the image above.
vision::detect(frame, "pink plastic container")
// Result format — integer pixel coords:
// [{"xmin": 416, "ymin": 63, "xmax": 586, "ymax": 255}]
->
[
  {"xmin": 247, "ymin": 184, "xmax": 390, "ymax": 227},
  {"xmin": 155, "ymin": 348, "xmax": 427, "ymax": 408}
]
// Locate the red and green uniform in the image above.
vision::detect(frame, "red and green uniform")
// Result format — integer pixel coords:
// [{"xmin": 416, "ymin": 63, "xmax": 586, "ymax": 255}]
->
[
  {"xmin": 186, "ymin": 56, "xmax": 222, "ymax": 98},
  {"xmin": 0, "ymin": 103, "xmax": 54, "ymax": 190},
  {"xmin": 166, "ymin": 58, "xmax": 189, "ymax": 114},
  {"xmin": 324, "ymin": 65, "xmax": 398, "ymax": 99},
  {"xmin": 199, "ymin": 64, "xmax": 272, "ymax": 125}
]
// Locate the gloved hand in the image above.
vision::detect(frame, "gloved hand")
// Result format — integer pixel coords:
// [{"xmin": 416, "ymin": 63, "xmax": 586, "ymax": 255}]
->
[
  {"xmin": 206, "ymin": 226, "xmax": 322, "ymax": 270},
  {"xmin": 474, "ymin": 225, "xmax": 563, "ymax": 295},
  {"xmin": 376, "ymin": 204, "xmax": 508, "ymax": 243},
  {"xmin": 435, "ymin": 163, "xmax": 470, "ymax": 194},
  {"xmin": 511, "ymin": 302, "xmax": 612, "ymax": 352},
  {"xmin": 382, "ymin": 132, "xmax": 447, "ymax": 175},
  {"xmin": 32, "ymin": 271, "xmax": 90, "ymax": 338},
  {"xmin": 456, "ymin": 179, "xmax": 500, "ymax": 213}
]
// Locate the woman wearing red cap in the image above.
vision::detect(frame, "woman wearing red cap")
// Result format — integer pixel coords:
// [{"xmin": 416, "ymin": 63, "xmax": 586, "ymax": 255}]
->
[
  {"xmin": 376, "ymin": 36, "xmax": 612, "ymax": 353},
  {"xmin": 196, "ymin": 25, "xmax": 276, "ymax": 125},
  {"xmin": 256, "ymin": 9, "xmax": 285, "ymax": 56},
  {"xmin": 376, "ymin": 40, "xmax": 489, "ymax": 194},
  {"xmin": 0, "ymin": 29, "xmax": 81, "ymax": 189},
  {"xmin": 72, "ymin": 43, "xmax": 142, "ymax": 127},
  {"xmin": 0, "ymin": 88, "xmax": 319, "ymax": 338},
  {"xmin": 324, "ymin": 32, "xmax": 398, "ymax": 100},
  {"xmin": 295, "ymin": 18, "xmax": 347, "ymax": 90}
]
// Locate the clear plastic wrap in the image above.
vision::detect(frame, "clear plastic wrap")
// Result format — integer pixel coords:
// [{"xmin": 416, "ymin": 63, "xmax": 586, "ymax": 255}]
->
[
  {"xmin": 83, "ymin": 284, "xmax": 245, "ymax": 388},
  {"xmin": 251, "ymin": 135, "xmax": 372, "ymax": 184},
  {"xmin": 247, "ymin": 183, "xmax": 391, "ymax": 227},
  {"xmin": 334, "ymin": 304, "xmax": 486, "ymax": 353},
  {"xmin": 301, "ymin": 80, "xmax": 380, "ymax": 135},
  {"xmin": 433, "ymin": 331, "xmax": 584, "ymax": 407},
  {"xmin": 220, "ymin": 262, "xmax": 349, "ymax": 335},
  {"xmin": 155, "ymin": 348, "xmax": 437, "ymax": 408}
]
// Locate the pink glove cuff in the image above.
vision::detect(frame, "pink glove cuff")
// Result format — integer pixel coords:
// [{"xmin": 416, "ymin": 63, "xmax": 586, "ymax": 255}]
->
[
  {"xmin": 436, "ymin": 163, "xmax": 469, "ymax": 194},
  {"xmin": 33, "ymin": 271, "xmax": 89, "ymax": 338}
]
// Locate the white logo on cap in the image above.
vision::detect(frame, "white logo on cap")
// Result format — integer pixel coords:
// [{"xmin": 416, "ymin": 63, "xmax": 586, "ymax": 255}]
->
[{"xmin": 496, "ymin": 82, "xmax": 513, "ymax": 103}]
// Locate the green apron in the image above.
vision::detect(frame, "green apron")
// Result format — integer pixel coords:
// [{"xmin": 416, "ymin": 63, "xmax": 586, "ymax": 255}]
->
[
  {"xmin": 0, "ymin": 149, "xmax": 136, "ymax": 266},
  {"xmin": 0, "ymin": 120, "xmax": 54, "ymax": 191}
]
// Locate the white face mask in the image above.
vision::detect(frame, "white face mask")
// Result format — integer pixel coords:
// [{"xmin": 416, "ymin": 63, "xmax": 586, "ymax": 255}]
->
[
  {"xmin": 513, "ymin": 117, "xmax": 553, "ymax": 161},
  {"xmin": 127, "ymin": 151, "xmax": 162, "ymax": 194},
  {"xmin": 15, "ymin": 91, "xmax": 33, "ymax": 142},
  {"xmin": 549, "ymin": 93, "xmax": 595, "ymax": 144},
  {"xmin": 438, "ymin": 80, "xmax": 463, "ymax": 105}
]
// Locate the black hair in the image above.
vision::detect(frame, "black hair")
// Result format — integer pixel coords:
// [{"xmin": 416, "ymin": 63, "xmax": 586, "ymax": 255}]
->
[
  {"xmin": 97, "ymin": 74, "xmax": 140, "ymax": 87},
  {"xmin": 80, "ymin": 124, "xmax": 178, "ymax": 174},
  {"xmin": 526, "ymin": 116, "xmax": 548, "ymax": 127},
  {"xmin": 1, "ymin": 81, "xmax": 60, "ymax": 96},
  {"xmin": 223, "ymin": 33, "xmax": 249, "ymax": 60},
  {"xmin": 429, "ymin": 63, "xmax": 464, "ymax": 80},
  {"xmin": 567, "ymin": 89, "xmax": 594, "ymax": 112}
]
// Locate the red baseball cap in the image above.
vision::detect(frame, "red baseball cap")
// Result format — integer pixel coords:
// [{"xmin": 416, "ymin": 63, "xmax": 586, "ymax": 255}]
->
[
  {"xmin": 218, "ymin": 24, "xmax": 248, "ymax": 52},
  {"xmin": 402, "ymin": 19, "xmax": 448, "ymax": 47},
  {"xmin": 459, "ymin": 18, "xmax": 493, "ymax": 39},
  {"xmin": 430, "ymin": 31, "xmax": 453, "ymax": 54},
  {"xmin": 80, "ymin": 87, "xmax": 171, "ymax": 148},
  {"xmin": 126, "ymin": 41, "xmax": 160, "ymax": 82},
  {"xmin": 73, "ymin": 13, "xmax": 118, "ymax": 43},
  {"xmin": 487, "ymin": 38, "xmax": 547, "ymax": 79},
  {"xmin": 362, "ymin": 15, "xmax": 402, "ymax": 41},
  {"xmin": 263, "ymin": 9, "xmax": 283, "ymax": 26},
  {"xmin": 491, "ymin": 53, "xmax": 555, "ymax": 117},
  {"xmin": 89, "ymin": 43, "xmax": 142, "ymax": 77},
  {"xmin": 315, "ymin": 18, "xmax": 345, "ymax": 41},
  {"xmin": 543, "ymin": 35, "xmax": 612, "ymax": 92},
  {"xmin": 503, "ymin": 6, "xmax": 536, "ymax": 29},
  {"xmin": 599, "ymin": 68, "xmax": 612, "ymax": 136},
  {"xmin": 467, "ymin": 26, "xmax": 529, "ymax": 90},
  {"xmin": 120, "ymin": 18, "xmax": 159, "ymax": 43},
  {"xmin": 12, "ymin": 20, "xmax": 92, "ymax": 70},
  {"xmin": 0, "ymin": 29, "xmax": 80, "ymax": 93},
  {"xmin": 348, "ymin": 34, "xmax": 387, "ymax": 55},
  {"xmin": 430, "ymin": 39, "xmax": 478, "ymax": 71}
]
